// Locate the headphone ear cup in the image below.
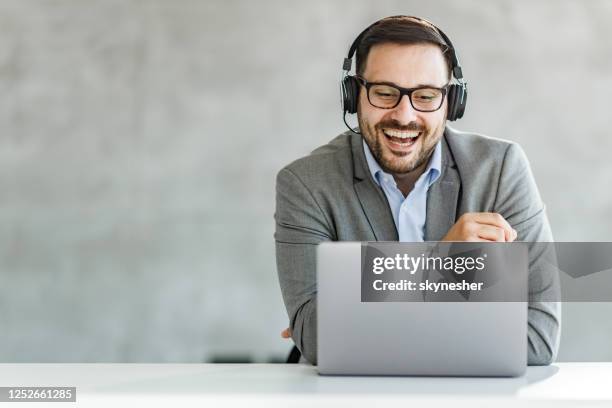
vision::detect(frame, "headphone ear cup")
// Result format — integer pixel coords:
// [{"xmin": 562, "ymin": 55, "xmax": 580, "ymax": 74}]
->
[
  {"xmin": 446, "ymin": 84, "xmax": 467, "ymax": 121},
  {"xmin": 455, "ymin": 86, "xmax": 467, "ymax": 120},
  {"xmin": 342, "ymin": 76, "xmax": 360, "ymax": 114},
  {"xmin": 446, "ymin": 84, "xmax": 459, "ymax": 121}
]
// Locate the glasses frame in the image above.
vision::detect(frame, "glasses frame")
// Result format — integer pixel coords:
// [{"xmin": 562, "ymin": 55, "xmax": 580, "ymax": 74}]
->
[{"xmin": 354, "ymin": 76, "xmax": 449, "ymax": 112}]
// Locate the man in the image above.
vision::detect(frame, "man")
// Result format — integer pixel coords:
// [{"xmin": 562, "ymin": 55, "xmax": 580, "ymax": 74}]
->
[{"xmin": 275, "ymin": 16, "xmax": 560, "ymax": 365}]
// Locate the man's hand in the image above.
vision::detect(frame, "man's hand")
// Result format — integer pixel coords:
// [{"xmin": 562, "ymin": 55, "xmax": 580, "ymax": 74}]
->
[
  {"xmin": 281, "ymin": 327, "xmax": 292, "ymax": 339},
  {"xmin": 442, "ymin": 213, "xmax": 517, "ymax": 242}
]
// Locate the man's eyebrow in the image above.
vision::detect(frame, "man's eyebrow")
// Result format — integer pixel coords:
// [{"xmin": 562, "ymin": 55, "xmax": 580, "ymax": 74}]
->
[{"xmin": 369, "ymin": 79, "xmax": 446, "ymax": 88}]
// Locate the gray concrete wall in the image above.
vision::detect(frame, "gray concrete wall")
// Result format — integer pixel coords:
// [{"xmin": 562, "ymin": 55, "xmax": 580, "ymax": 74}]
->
[{"xmin": 0, "ymin": 0, "xmax": 610, "ymax": 362}]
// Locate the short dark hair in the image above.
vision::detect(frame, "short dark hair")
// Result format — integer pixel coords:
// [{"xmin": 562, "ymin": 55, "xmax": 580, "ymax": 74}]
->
[{"xmin": 355, "ymin": 16, "xmax": 452, "ymax": 79}]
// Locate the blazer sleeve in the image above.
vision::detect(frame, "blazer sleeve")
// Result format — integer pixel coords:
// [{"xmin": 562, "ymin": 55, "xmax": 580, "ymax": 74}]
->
[
  {"xmin": 493, "ymin": 143, "xmax": 561, "ymax": 365},
  {"xmin": 274, "ymin": 167, "xmax": 334, "ymax": 364}
]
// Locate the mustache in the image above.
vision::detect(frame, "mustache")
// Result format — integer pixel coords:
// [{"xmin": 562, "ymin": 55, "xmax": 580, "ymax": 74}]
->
[{"xmin": 375, "ymin": 120, "xmax": 424, "ymax": 132}]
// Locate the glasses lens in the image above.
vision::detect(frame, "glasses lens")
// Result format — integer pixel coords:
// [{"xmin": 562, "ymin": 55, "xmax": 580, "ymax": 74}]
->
[
  {"xmin": 368, "ymin": 84, "xmax": 401, "ymax": 108},
  {"xmin": 411, "ymin": 88, "xmax": 444, "ymax": 111}
]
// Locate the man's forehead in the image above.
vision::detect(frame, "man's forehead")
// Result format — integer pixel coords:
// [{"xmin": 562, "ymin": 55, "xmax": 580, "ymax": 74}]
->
[{"xmin": 363, "ymin": 42, "xmax": 449, "ymax": 87}]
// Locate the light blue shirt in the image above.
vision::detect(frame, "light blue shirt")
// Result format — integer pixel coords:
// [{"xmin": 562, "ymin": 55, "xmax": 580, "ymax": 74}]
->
[{"xmin": 363, "ymin": 139, "xmax": 442, "ymax": 242}]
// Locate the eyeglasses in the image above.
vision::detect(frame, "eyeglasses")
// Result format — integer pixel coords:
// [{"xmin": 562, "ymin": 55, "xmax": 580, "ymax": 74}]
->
[{"xmin": 355, "ymin": 76, "xmax": 448, "ymax": 112}]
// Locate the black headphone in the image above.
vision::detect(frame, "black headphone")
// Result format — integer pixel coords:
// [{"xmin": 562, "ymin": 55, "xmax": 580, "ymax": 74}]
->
[{"xmin": 341, "ymin": 15, "xmax": 467, "ymax": 125}]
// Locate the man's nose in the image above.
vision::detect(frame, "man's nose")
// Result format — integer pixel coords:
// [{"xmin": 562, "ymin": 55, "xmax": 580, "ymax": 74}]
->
[{"xmin": 390, "ymin": 94, "xmax": 418, "ymax": 123}]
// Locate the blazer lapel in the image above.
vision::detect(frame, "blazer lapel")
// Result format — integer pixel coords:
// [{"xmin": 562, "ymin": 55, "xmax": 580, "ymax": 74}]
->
[
  {"xmin": 350, "ymin": 133, "xmax": 398, "ymax": 241},
  {"xmin": 425, "ymin": 134, "xmax": 461, "ymax": 241}
]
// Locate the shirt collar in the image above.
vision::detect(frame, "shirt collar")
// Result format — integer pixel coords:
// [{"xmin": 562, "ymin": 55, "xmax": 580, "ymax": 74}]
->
[{"xmin": 362, "ymin": 138, "xmax": 442, "ymax": 189}]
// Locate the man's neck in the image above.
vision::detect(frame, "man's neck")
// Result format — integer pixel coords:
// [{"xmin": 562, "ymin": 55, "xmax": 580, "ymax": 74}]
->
[{"xmin": 392, "ymin": 159, "xmax": 429, "ymax": 197}]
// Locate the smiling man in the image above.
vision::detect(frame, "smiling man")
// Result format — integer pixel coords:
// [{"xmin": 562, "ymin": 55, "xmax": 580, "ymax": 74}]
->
[{"xmin": 275, "ymin": 16, "xmax": 560, "ymax": 365}]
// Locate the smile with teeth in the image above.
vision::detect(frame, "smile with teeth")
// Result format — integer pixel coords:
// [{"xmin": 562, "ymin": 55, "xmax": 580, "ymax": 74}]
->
[{"xmin": 382, "ymin": 129, "xmax": 421, "ymax": 147}]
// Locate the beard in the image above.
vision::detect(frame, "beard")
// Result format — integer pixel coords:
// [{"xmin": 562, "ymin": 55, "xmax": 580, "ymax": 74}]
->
[{"xmin": 358, "ymin": 115, "xmax": 444, "ymax": 175}]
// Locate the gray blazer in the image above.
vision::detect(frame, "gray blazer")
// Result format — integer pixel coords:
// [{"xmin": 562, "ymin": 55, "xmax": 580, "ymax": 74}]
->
[{"xmin": 274, "ymin": 126, "xmax": 561, "ymax": 365}]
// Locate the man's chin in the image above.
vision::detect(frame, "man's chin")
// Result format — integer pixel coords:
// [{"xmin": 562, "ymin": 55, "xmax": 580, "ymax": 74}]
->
[
  {"xmin": 387, "ymin": 149, "xmax": 411, "ymax": 158},
  {"xmin": 379, "ymin": 147, "xmax": 421, "ymax": 171},
  {"xmin": 380, "ymin": 157, "xmax": 419, "ymax": 174}
]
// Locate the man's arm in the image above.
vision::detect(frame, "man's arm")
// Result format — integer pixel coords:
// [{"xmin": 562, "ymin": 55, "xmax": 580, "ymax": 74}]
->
[
  {"xmin": 494, "ymin": 143, "xmax": 561, "ymax": 365},
  {"xmin": 274, "ymin": 167, "xmax": 334, "ymax": 364}
]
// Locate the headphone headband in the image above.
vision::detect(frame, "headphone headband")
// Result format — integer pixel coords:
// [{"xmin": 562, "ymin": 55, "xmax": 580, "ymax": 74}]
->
[{"xmin": 342, "ymin": 15, "xmax": 464, "ymax": 82}]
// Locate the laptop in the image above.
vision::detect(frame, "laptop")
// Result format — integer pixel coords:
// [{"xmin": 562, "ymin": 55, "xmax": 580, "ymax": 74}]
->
[{"xmin": 317, "ymin": 241, "xmax": 528, "ymax": 377}]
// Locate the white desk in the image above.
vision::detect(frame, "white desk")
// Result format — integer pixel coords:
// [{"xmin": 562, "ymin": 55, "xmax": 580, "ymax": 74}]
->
[{"xmin": 1, "ymin": 363, "xmax": 611, "ymax": 407}]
